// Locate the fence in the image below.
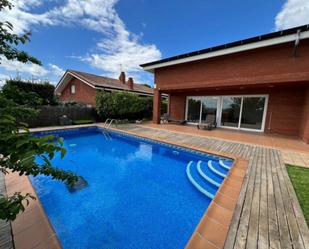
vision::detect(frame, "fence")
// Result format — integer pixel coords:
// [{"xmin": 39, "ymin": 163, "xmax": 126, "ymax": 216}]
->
[{"xmin": 24, "ymin": 106, "xmax": 98, "ymax": 128}]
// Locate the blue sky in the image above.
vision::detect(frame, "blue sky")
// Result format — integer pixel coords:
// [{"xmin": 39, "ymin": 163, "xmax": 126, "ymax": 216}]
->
[{"xmin": 0, "ymin": 0, "xmax": 308, "ymax": 86}]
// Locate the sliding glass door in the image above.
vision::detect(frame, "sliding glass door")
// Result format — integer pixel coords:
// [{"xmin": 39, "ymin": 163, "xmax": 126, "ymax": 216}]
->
[
  {"xmin": 187, "ymin": 97, "xmax": 201, "ymax": 123},
  {"xmin": 219, "ymin": 95, "xmax": 267, "ymax": 131},
  {"xmin": 186, "ymin": 95, "xmax": 268, "ymax": 132},
  {"xmin": 201, "ymin": 97, "xmax": 219, "ymax": 123},
  {"xmin": 220, "ymin": 97, "xmax": 242, "ymax": 128},
  {"xmin": 240, "ymin": 97, "xmax": 266, "ymax": 130},
  {"xmin": 186, "ymin": 96, "xmax": 220, "ymax": 124}
]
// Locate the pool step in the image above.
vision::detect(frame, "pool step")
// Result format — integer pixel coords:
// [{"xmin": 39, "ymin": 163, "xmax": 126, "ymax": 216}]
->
[
  {"xmin": 207, "ymin": 160, "xmax": 227, "ymax": 178},
  {"xmin": 197, "ymin": 161, "xmax": 222, "ymax": 188},
  {"xmin": 219, "ymin": 159, "xmax": 233, "ymax": 170},
  {"xmin": 186, "ymin": 161, "xmax": 215, "ymax": 199}
]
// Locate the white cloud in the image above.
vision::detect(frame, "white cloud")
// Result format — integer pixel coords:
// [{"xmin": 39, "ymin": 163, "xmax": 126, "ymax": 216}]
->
[
  {"xmin": 48, "ymin": 0, "xmax": 161, "ymax": 80},
  {"xmin": 0, "ymin": 55, "xmax": 49, "ymax": 77},
  {"xmin": 48, "ymin": 63, "xmax": 65, "ymax": 77},
  {"xmin": 0, "ymin": 56, "xmax": 66, "ymax": 84},
  {"xmin": 0, "ymin": 0, "xmax": 161, "ymax": 83},
  {"xmin": 0, "ymin": 0, "xmax": 54, "ymax": 34},
  {"xmin": 275, "ymin": 0, "xmax": 309, "ymax": 30},
  {"xmin": 0, "ymin": 73, "xmax": 10, "ymax": 87}
]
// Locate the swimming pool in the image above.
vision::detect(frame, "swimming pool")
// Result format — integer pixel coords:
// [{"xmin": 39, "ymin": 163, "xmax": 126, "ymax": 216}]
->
[{"xmin": 30, "ymin": 127, "xmax": 233, "ymax": 249}]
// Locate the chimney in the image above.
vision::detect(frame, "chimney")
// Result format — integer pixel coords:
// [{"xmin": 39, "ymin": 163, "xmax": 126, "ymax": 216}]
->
[
  {"xmin": 127, "ymin": 77, "xmax": 134, "ymax": 90},
  {"xmin": 119, "ymin": 71, "xmax": 126, "ymax": 84}
]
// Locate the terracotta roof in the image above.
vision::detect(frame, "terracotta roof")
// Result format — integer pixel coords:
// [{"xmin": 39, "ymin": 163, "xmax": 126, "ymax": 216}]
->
[{"xmin": 56, "ymin": 69, "xmax": 154, "ymax": 95}]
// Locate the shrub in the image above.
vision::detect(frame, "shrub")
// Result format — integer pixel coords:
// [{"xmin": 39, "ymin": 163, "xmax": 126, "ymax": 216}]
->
[
  {"xmin": 96, "ymin": 91, "xmax": 153, "ymax": 120},
  {"xmin": 2, "ymin": 79, "xmax": 57, "ymax": 105}
]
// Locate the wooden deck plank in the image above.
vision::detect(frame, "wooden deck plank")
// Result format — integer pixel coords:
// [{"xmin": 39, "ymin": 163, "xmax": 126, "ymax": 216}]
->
[
  {"xmin": 246, "ymin": 147, "xmax": 262, "ymax": 249},
  {"xmin": 266, "ymin": 148, "xmax": 281, "ymax": 249},
  {"xmin": 273, "ymin": 150, "xmax": 305, "ymax": 249},
  {"xmin": 233, "ymin": 147, "xmax": 258, "ymax": 249},
  {"xmin": 258, "ymin": 147, "xmax": 269, "ymax": 249},
  {"xmin": 269, "ymin": 149, "xmax": 293, "ymax": 248}
]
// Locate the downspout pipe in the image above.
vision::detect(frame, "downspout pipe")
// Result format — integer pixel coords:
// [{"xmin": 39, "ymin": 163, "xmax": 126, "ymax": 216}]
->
[{"xmin": 293, "ymin": 29, "xmax": 301, "ymax": 57}]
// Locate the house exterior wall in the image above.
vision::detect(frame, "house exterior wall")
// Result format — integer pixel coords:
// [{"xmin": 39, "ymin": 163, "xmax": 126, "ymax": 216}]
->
[
  {"xmin": 167, "ymin": 87, "xmax": 307, "ymax": 138},
  {"xmin": 300, "ymin": 87, "xmax": 309, "ymax": 143},
  {"xmin": 168, "ymin": 94, "xmax": 186, "ymax": 120},
  {"xmin": 155, "ymin": 41, "xmax": 309, "ymax": 91},
  {"xmin": 59, "ymin": 78, "xmax": 97, "ymax": 106},
  {"xmin": 153, "ymin": 40, "xmax": 309, "ymax": 142}
]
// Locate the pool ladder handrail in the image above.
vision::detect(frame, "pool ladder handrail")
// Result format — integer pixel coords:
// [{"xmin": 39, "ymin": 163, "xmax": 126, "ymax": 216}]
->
[
  {"xmin": 103, "ymin": 118, "xmax": 116, "ymax": 129},
  {"xmin": 103, "ymin": 118, "xmax": 111, "ymax": 127},
  {"xmin": 106, "ymin": 119, "xmax": 115, "ymax": 129}
]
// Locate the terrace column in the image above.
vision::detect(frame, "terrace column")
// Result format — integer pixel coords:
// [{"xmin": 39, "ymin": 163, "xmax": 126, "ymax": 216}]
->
[{"xmin": 153, "ymin": 88, "xmax": 161, "ymax": 124}]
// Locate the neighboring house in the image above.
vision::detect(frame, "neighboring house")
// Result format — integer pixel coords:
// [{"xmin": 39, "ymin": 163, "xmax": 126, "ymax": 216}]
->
[
  {"xmin": 141, "ymin": 24, "xmax": 309, "ymax": 143},
  {"xmin": 55, "ymin": 70, "xmax": 154, "ymax": 106}
]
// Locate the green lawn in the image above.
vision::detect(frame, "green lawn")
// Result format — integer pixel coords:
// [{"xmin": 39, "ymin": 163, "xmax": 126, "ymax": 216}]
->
[{"xmin": 286, "ymin": 165, "xmax": 309, "ymax": 226}]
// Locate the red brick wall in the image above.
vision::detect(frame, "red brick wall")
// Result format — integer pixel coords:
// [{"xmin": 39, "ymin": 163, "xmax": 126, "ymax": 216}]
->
[
  {"xmin": 153, "ymin": 89, "xmax": 161, "ymax": 124},
  {"xmin": 169, "ymin": 94, "xmax": 186, "ymax": 120},
  {"xmin": 167, "ymin": 86, "xmax": 308, "ymax": 138},
  {"xmin": 299, "ymin": 87, "xmax": 309, "ymax": 143},
  {"xmin": 265, "ymin": 88, "xmax": 305, "ymax": 137},
  {"xmin": 59, "ymin": 78, "xmax": 96, "ymax": 106},
  {"xmin": 155, "ymin": 40, "xmax": 309, "ymax": 91}
]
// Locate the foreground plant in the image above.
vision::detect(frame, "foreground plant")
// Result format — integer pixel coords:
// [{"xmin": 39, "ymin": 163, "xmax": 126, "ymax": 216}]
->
[
  {"xmin": 0, "ymin": 115, "xmax": 78, "ymax": 221},
  {"xmin": 0, "ymin": 0, "xmax": 78, "ymax": 222}
]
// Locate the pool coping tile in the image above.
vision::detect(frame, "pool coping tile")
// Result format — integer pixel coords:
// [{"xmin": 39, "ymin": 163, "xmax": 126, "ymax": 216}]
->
[{"xmin": 4, "ymin": 172, "xmax": 61, "ymax": 249}]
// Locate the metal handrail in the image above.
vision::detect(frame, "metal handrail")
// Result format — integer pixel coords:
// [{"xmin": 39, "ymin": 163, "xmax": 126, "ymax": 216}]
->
[
  {"xmin": 106, "ymin": 119, "xmax": 115, "ymax": 129},
  {"xmin": 103, "ymin": 118, "xmax": 110, "ymax": 127}
]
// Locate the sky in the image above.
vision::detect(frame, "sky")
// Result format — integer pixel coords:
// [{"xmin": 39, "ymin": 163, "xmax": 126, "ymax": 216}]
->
[{"xmin": 0, "ymin": 0, "xmax": 309, "ymax": 86}]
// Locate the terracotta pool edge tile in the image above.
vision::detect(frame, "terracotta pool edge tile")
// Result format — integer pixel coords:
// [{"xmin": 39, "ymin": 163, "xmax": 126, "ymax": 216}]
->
[
  {"xmin": 186, "ymin": 232, "xmax": 220, "ymax": 249},
  {"xmin": 5, "ymin": 173, "xmax": 62, "ymax": 249},
  {"xmin": 185, "ymin": 158, "xmax": 248, "ymax": 249}
]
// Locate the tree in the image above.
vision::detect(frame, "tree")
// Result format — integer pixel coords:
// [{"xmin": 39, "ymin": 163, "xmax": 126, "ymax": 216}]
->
[
  {"xmin": 0, "ymin": 0, "xmax": 78, "ymax": 222},
  {"xmin": 0, "ymin": 1, "xmax": 41, "ymax": 65}
]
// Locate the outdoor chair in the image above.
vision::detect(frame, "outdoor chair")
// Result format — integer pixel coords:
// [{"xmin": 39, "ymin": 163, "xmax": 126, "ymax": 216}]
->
[
  {"xmin": 161, "ymin": 113, "xmax": 186, "ymax": 125},
  {"xmin": 197, "ymin": 114, "xmax": 217, "ymax": 130}
]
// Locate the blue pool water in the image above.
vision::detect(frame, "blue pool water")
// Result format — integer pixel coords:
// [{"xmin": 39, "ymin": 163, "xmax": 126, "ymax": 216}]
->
[{"xmin": 30, "ymin": 127, "xmax": 233, "ymax": 249}]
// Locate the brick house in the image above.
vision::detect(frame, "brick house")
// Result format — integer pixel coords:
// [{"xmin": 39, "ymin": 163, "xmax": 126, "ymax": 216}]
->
[
  {"xmin": 141, "ymin": 24, "xmax": 309, "ymax": 143},
  {"xmin": 55, "ymin": 70, "xmax": 154, "ymax": 106}
]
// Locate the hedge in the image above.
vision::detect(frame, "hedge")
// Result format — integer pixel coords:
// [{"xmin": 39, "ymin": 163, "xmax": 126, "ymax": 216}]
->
[
  {"xmin": 2, "ymin": 79, "xmax": 57, "ymax": 105},
  {"xmin": 96, "ymin": 91, "xmax": 153, "ymax": 120}
]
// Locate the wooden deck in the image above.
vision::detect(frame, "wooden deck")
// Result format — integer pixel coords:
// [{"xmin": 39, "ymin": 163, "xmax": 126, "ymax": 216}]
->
[{"xmin": 116, "ymin": 124, "xmax": 309, "ymax": 249}]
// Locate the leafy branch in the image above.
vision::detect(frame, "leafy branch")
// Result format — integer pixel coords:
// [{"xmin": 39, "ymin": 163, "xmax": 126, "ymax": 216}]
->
[
  {"xmin": 0, "ymin": 0, "xmax": 78, "ymax": 221},
  {"xmin": 0, "ymin": 193, "xmax": 36, "ymax": 221}
]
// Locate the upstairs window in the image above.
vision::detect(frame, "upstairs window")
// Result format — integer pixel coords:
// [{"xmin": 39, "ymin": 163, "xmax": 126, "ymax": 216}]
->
[{"xmin": 71, "ymin": 84, "xmax": 76, "ymax": 94}]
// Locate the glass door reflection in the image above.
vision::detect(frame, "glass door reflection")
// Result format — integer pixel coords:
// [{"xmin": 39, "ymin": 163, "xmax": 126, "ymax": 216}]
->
[
  {"xmin": 201, "ymin": 97, "xmax": 219, "ymax": 123},
  {"xmin": 220, "ymin": 97, "xmax": 242, "ymax": 128}
]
